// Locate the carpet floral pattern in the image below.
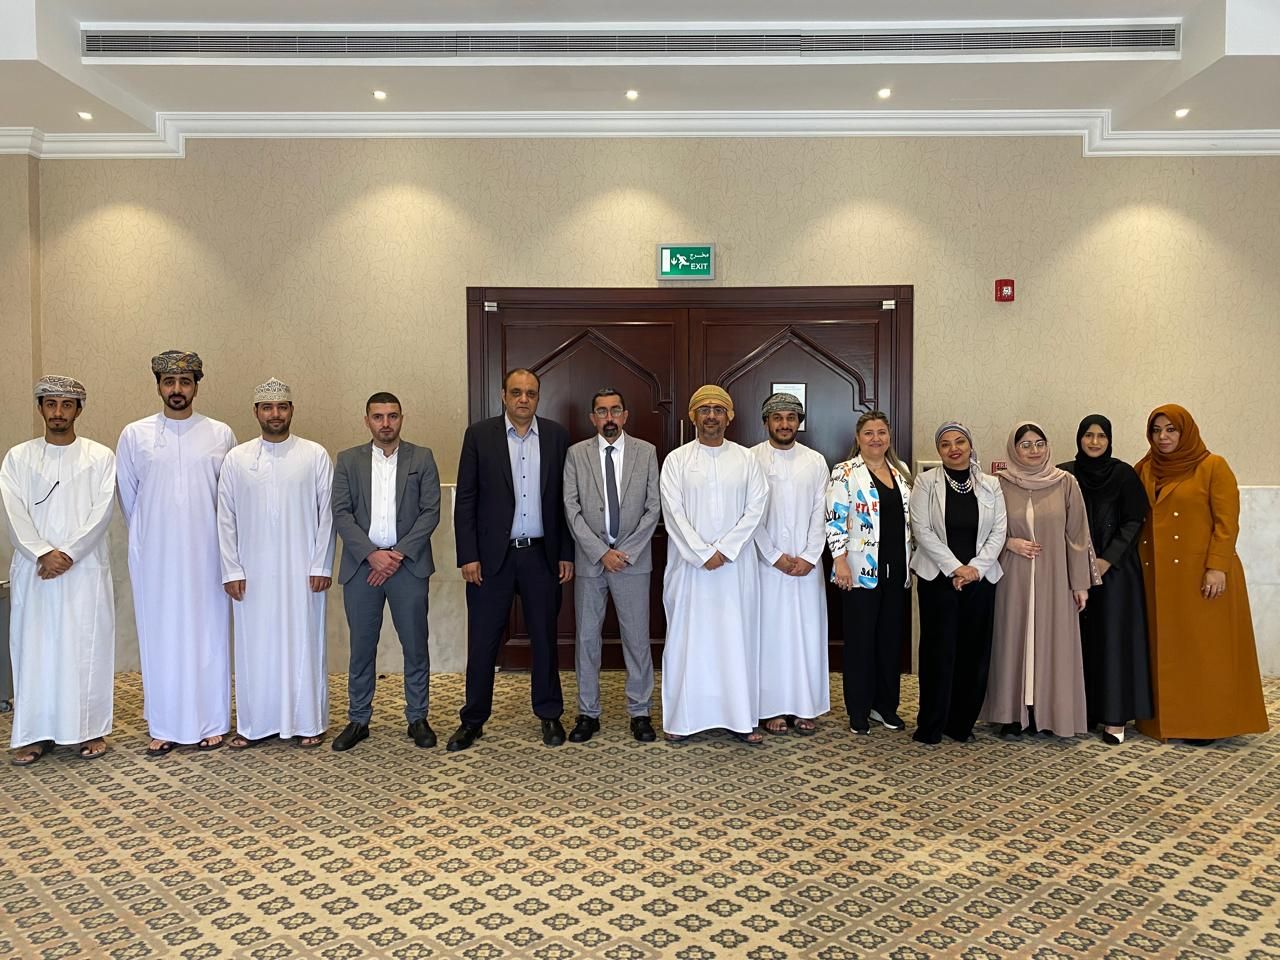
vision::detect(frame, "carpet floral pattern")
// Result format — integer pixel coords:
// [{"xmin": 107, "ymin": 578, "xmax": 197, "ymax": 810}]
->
[{"xmin": 2, "ymin": 674, "xmax": 1278, "ymax": 959}]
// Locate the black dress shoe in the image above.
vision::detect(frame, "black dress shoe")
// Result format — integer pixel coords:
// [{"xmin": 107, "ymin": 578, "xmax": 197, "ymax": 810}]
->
[
  {"xmin": 407, "ymin": 718, "xmax": 437, "ymax": 749},
  {"xmin": 630, "ymin": 716, "xmax": 657, "ymax": 742},
  {"xmin": 568, "ymin": 716, "xmax": 600, "ymax": 743},
  {"xmin": 446, "ymin": 723, "xmax": 483, "ymax": 752},
  {"xmin": 332, "ymin": 722, "xmax": 369, "ymax": 752},
  {"xmin": 999, "ymin": 723, "xmax": 1022, "ymax": 740},
  {"xmin": 541, "ymin": 717, "xmax": 566, "ymax": 747}
]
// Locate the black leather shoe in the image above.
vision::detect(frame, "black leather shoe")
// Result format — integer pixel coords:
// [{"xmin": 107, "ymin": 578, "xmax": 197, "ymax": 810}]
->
[
  {"xmin": 446, "ymin": 723, "xmax": 483, "ymax": 752},
  {"xmin": 407, "ymin": 718, "xmax": 437, "ymax": 749},
  {"xmin": 630, "ymin": 716, "xmax": 657, "ymax": 742},
  {"xmin": 568, "ymin": 716, "xmax": 600, "ymax": 743},
  {"xmin": 332, "ymin": 722, "xmax": 369, "ymax": 752},
  {"xmin": 999, "ymin": 723, "xmax": 1022, "ymax": 740},
  {"xmin": 541, "ymin": 718, "xmax": 566, "ymax": 747}
]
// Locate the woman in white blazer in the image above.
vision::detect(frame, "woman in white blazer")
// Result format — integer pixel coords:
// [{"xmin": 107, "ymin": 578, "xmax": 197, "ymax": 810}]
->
[
  {"xmin": 826, "ymin": 410, "xmax": 913, "ymax": 736},
  {"xmin": 909, "ymin": 421, "xmax": 1007, "ymax": 744}
]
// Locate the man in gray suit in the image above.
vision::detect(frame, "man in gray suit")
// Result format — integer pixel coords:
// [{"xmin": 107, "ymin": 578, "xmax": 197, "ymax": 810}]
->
[
  {"xmin": 562, "ymin": 388, "xmax": 662, "ymax": 743},
  {"xmin": 331, "ymin": 392, "xmax": 441, "ymax": 751}
]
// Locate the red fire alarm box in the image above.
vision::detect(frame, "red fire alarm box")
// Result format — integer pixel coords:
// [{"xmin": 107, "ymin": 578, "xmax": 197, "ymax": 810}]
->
[{"xmin": 995, "ymin": 279, "xmax": 1015, "ymax": 302}]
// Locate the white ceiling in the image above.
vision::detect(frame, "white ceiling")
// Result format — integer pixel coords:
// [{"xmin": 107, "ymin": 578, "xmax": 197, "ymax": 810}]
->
[{"xmin": 3, "ymin": 0, "xmax": 1279, "ymax": 158}]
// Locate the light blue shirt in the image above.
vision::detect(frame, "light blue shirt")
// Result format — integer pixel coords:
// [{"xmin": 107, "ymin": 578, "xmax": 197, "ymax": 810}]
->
[{"xmin": 506, "ymin": 414, "xmax": 544, "ymax": 540}]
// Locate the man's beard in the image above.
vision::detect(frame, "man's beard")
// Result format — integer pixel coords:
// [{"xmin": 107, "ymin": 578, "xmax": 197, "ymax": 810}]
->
[{"xmin": 166, "ymin": 394, "xmax": 189, "ymax": 408}]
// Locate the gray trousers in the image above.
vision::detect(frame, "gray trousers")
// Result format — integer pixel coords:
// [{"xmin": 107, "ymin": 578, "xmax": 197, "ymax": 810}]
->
[
  {"xmin": 573, "ymin": 570, "xmax": 653, "ymax": 718},
  {"xmin": 343, "ymin": 563, "xmax": 430, "ymax": 725}
]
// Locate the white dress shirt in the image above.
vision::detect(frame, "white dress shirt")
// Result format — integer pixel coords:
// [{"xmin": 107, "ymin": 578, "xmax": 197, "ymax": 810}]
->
[
  {"xmin": 368, "ymin": 442, "xmax": 399, "ymax": 549},
  {"xmin": 598, "ymin": 431, "xmax": 626, "ymax": 544}
]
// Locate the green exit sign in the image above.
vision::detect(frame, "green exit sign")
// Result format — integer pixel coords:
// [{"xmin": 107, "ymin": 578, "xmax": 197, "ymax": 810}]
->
[{"xmin": 657, "ymin": 243, "xmax": 715, "ymax": 280}]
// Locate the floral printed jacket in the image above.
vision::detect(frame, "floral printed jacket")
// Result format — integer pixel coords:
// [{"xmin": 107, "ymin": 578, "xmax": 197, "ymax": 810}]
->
[{"xmin": 824, "ymin": 455, "xmax": 913, "ymax": 589}]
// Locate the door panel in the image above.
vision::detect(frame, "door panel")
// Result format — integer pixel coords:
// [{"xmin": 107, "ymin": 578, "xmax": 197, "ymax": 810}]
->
[
  {"xmin": 688, "ymin": 299, "xmax": 914, "ymax": 670},
  {"xmin": 468, "ymin": 294, "xmax": 684, "ymax": 668},
  {"xmin": 689, "ymin": 308, "xmax": 886, "ymax": 467}
]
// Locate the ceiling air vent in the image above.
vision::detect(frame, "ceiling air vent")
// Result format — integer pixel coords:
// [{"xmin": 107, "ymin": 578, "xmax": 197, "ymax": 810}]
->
[{"xmin": 82, "ymin": 25, "xmax": 1180, "ymax": 59}]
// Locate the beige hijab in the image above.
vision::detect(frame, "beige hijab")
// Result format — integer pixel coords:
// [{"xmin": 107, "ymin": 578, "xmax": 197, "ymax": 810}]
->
[{"xmin": 996, "ymin": 421, "xmax": 1068, "ymax": 491}]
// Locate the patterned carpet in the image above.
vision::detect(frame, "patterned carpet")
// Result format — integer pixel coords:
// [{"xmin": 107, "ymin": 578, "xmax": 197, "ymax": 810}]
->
[{"xmin": 2, "ymin": 673, "xmax": 1279, "ymax": 960}]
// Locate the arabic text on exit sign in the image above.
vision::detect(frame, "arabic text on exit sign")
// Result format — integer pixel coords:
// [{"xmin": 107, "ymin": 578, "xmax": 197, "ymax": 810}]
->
[{"xmin": 657, "ymin": 244, "xmax": 715, "ymax": 280}]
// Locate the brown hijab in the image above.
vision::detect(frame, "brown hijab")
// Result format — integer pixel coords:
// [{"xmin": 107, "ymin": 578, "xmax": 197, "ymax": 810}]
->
[
  {"xmin": 1135, "ymin": 403, "xmax": 1210, "ymax": 485},
  {"xmin": 996, "ymin": 421, "xmax": 1068, "ymax": 491}
]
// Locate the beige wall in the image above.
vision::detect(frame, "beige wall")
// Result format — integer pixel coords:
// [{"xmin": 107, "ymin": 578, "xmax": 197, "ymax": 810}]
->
[
  {"xmin": 0, "ymin": 157, "xmax": 37, "ymax": 454},
  {"xmin": 0, "ymin": 156, "xmax": 38, "ymax": 569},
  {"xmin": 6, "ymin": 137, "xmax": 1280, "ymax": 482}
]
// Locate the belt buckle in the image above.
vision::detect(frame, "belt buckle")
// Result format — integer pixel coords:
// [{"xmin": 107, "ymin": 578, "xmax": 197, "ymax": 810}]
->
[{"xmin": 512, "ymin": 536, "xmax": 533, "ymax": 549}]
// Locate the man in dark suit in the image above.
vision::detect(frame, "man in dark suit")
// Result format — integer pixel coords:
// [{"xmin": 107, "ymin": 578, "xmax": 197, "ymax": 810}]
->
[
  {"xmin": 330, "ymin": 391, "xmax": 441, "ymax": 751},
  {"xmin": 449, "ymin": 368, "xmax": 574, "ymax": 751}
]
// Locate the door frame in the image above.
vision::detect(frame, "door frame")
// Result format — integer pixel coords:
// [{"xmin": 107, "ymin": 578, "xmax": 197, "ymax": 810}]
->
[
  {"xmin": 465, "ymin": 284, "xmax": 915, "ymax": 670},
  {"xmin": 467, "ymin": 285, "xmax": 912, "ymax": 463}
]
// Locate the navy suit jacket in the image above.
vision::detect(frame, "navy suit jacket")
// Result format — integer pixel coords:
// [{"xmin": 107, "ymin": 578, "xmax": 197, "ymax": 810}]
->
[{"xmin": 454, "ymin": 415, "xmax": 573, "ymax": 575}]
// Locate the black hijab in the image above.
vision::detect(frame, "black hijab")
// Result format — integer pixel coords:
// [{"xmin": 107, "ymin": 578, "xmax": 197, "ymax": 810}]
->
[{"xmin": 1071, "ymin": 414, "xmax": 1124, "ymax": 498}]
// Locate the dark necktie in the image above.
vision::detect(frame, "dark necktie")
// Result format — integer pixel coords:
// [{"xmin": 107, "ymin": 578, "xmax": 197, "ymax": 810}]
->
[{"xmin": 605, "ymin": 445, "xmax": 620, "ymax": 541}]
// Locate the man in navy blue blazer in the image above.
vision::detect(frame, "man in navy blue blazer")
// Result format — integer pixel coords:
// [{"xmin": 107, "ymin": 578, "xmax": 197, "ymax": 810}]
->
[{"xmin": 448, "ymin": 368, "xmax": 574, "ymax": 751}]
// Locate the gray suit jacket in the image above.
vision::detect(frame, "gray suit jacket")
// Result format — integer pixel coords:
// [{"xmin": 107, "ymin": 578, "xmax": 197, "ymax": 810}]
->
[
  {"xmin": 563, "ymin": 433, "xmax": 661, "ymax": 576},
  {"xmin": 332, "ymin": 439, "xmax": 441, "ymax": 584}
]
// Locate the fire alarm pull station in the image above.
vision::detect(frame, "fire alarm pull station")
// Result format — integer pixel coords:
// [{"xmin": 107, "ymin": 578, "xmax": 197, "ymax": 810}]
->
[{"xmin": 995, "ymin": 279, "xmax": 1015, "ymax": 302}]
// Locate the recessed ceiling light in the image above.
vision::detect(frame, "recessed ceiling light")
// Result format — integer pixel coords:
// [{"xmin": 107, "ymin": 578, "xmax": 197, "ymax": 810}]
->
[
  {"xmin": 625, "ymin": 89, "xmax": 639, "ymax": 101},
  {"xmin": 877, "ymin": 88, "xmax": 892, "ymax": 100},
  {"xmin": 1174, "ymin": 107, "xmax": 1190, "ymax": 119},
  {"xmin": 372, "ymin": 90, "xmax": 388, "ymax": 101},
  {"xmin": 77, "ymin": 111, "xmax": 93, "ymax": 121}
]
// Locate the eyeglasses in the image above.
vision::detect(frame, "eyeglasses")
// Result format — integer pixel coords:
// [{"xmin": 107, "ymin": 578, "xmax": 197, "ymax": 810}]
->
[
  {"xmin": 696, "ymin": 405, "xmax": 728, "ymax": 416},
  {"xmin": 593, "ymin": 406, "xmax": 625, "ymax": 418},
  {"xmin": 1016, "ymin": 440, "xmax": 1048, "ymax": 451}
]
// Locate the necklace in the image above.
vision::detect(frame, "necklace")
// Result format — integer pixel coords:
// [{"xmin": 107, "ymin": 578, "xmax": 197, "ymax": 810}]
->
[{"xmin": 944, "ymin": 470, "xmax": 973, "ymax": 494}]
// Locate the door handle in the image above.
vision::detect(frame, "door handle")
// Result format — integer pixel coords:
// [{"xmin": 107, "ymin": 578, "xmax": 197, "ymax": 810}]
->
[{"xmin": 679, "ymin": 419, "xmax": 684, "ymax": 445}]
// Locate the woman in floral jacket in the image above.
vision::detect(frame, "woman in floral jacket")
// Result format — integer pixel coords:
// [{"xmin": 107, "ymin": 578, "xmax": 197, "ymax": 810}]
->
[{"xmin": 826, "ymin": 411, "xmax": 913, "ymax": 736}]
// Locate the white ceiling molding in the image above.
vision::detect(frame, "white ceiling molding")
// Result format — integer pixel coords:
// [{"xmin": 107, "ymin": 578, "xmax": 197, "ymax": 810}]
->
[
  {"xmin": 0, "ymin": 128, "xmax": 42, "ymax": 155},
  {"xmin": 3, "ymin": 110, "xmax": 1279, "ymax": 160}
]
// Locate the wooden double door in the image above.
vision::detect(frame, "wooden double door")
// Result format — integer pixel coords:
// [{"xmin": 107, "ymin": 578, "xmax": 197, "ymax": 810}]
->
[{"xmin": 465, "ymin": 285, "xmax": 914, "ymax": 669}]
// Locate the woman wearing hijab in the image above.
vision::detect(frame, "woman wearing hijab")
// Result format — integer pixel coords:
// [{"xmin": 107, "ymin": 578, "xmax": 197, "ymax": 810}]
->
[
  {"xmin": 1059, "ymin": 416, "xmax": 1153, "ymax": 744},
  {"xmin": 909, "ymin": 422, "xmax": 1007, "ymax": 745},
  {"xmin": 1134, "ymin": 405, "xmax": 1267, "ymax": 743},
  {"xmin": 980, "ymin": 423, "xmax": 1093, "ymax": 739}
]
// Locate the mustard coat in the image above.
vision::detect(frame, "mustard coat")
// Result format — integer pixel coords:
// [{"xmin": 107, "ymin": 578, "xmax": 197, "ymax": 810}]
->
[{"xmin": 1135, "ymin": 454, "xmax": 1267, "ymax": 740}]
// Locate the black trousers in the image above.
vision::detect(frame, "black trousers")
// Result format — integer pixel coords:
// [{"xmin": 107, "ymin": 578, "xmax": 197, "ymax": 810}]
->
[
  {"xmin": 460, "ymin": 545, "xmax": 563, "ymax": 725},
  {"xmin": 841, "ymin": 580, "xmax": 909, "ymax": 724},
  {"xmin": 915, "ymin": 573, "xmax": 996, "ymax": 742}
]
